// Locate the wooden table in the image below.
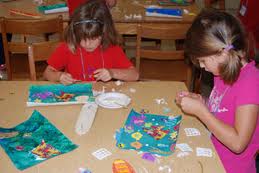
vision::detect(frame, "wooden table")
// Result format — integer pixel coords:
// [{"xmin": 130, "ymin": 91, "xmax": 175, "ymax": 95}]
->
[
  {"xmin": 0, "ymin": 0, "xmax": 199, "ymax": 34},
  {"xmin": 0, "ymin": 81, "xmax": 225, "ymax": 173}
]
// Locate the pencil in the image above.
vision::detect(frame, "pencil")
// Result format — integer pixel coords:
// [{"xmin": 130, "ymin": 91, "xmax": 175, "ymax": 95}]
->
[{"xmin": 9, "ymin": 9, "xmax": 41, "ymax": 19}]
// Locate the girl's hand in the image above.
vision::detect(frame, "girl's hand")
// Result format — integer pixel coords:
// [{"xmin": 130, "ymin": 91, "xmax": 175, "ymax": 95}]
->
[
  {"xmin": 175, "ymin": 91, "xmax": 192, "ymax": 105},
  {"xmin": 59, "ymin": 72, "xmax": 77, "ymax": 85},
  {"xmin": 93, "ymin": 68, "xmax": 113, "ymax": 82},
  {"xmin": 106, "ymin": 0, "xmax": 116, "ymax": 7},
  {"xmin": 175, "ymin": 91, "xmax": 203, "ymax": 104},
  {"xmin": 180, "ymin": 96, "xmax": 208, "ymax": 116},
  {"xmin": 175, "ymin": 91, "xmax": 208, "ymax": 118}
]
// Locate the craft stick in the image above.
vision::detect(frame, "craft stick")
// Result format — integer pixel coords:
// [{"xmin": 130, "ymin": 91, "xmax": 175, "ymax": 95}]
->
[
  {"xmin": 112, "ymin": 101, "xmax": 128, "ymax": 109},
  {"xmin": 9, "ymin": 9, "xmax": 41, "ymax": 19},
  {"xmin": 73, "ymin": 79, "xmax": 82, "ymax": 83},
  {"xmin": 188, "ymin": 12, "xmax": 196, "ymax": 16}
]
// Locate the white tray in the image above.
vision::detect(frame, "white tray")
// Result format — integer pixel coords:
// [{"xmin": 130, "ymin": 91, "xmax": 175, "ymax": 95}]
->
[{"xmin": 95, "ymin": 92, "xmax": 131, "ymax": 109}]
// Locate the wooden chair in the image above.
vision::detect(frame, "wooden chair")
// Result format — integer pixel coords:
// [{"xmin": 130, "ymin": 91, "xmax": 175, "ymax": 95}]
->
[
  {"xmin": 136, "ymin": 24, "xmax": 193, "ymax": 90},
  {"xmin": 0, "ymin": 15, "xmax": 63, "ymax": 80},
  {"xmin": 28, "ymin": 40, "xmax": 60, "ymax": 80}
]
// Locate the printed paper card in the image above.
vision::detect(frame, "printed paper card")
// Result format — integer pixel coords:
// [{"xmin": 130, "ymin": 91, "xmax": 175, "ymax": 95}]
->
[
  {"xmin": 0, "ymin": 110, "xmax": 78, "ymax": 170},
  {"xmin": 27, "ymin": 83, "xmax": 94, "ymax": 107},
  {"xmin": 116, "ymin": 109, "xmax": 182, "ymax": 156}
]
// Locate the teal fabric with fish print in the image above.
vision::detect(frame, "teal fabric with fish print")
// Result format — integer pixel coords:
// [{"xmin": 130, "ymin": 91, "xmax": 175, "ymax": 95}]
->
[
  {"xmin": 0, "ymin": 110, "xmax": 78, "ymax": 170},
  {"xmin": 116, "ymin": 109, "xmax": 182, "ymax": 156}
]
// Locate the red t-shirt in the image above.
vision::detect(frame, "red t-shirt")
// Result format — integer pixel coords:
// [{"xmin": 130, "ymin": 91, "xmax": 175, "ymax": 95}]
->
[
  {"xmin": 238, "ymin": 0, "xmax": 259, "ymax": 48},
  {"xmin": 47, "ymin": 43, "xmax": 133, "ymax": 81},
  {"xmin": 67, "ymin": 0, "xmax": 87, "ymax": 16}
]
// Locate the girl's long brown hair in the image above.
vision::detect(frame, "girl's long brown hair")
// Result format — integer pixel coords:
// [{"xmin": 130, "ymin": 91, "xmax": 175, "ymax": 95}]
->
[
  {"xmin": 64, "ymin": 0, "xmax": 119, "ymax": 53},
  {"xmin": 185, "ymin": 9, "xmax": 250, "ymax": 85}
]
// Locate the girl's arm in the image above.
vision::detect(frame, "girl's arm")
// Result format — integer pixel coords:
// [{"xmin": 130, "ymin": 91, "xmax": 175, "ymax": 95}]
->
[
  {"xmin": 43, "ymin": 65, "xmax": 77, "ymax": 85},
  {"xmin": 179, "ymin": 95, "xmax": 259, "ymax": 153},
  {"xmin": 43, "ymin": 65, "xmax": 62, "ymax": 82},
  {"xmin": 199, "ymin": 104, "xmax": 259, "ymax": 153},
  {"xmin": 109, "ymin": 66, "xmax": 139, "ymax": 81}
]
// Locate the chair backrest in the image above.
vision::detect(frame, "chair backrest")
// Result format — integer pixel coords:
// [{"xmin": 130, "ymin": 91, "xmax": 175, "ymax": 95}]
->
[
  {"xmin": 136, "ymin": 24, "xmax": 192, "ymax": 89},
  {"xmin": 0, "ymin": 15, "xmax": 63, "ymax": 80},
  {"xmin": 204, "ymin": 0, "xmax": 225, "ymax": 10},
  {"xmin": 28, "ymin": 40, "xmax": 60, "ymax": 80}
]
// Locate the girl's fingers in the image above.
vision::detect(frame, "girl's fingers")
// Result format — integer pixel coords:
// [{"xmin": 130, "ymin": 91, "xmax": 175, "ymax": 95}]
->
[
  {"xmin": 94, "ymin": 69, "xmax": 112, "ymax": 82},
  {"xmin": 175, "ymin": 96, "xmax": 183, "ymax": 106},
  {"xmin": 94, "ymin": 71, "xmax": 102, "ymax": 81},
  {"xmin": 93, "ymin": 69, "xmax": 102, "ymax": 80},
  {"xmin": 177, "ymin": 91, "xmax": 189, "ymax": 97},
  {"xmin": 62, "ymin": 78, "xmax": 74, "ymax": 85},
  {"xmin": 93, "ymin": 69, "xmax": 103, "ymax": 75},
  {"xmin": 60, "ymin": 73, "xmax": 76, "ymax": 85}
]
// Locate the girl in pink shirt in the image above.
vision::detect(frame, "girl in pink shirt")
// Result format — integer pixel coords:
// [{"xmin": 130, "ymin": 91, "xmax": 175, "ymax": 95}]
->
[{"xmin": 176, "ymin": 9, "xmax": 259, "ymax": 173}]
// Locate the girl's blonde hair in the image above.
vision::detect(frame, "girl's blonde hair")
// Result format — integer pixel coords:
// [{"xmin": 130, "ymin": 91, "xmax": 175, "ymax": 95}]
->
[
  {"xmin": 185, "ymin": 9, "xmax": 250, "ymax": 85},
  {"xmin": 64, "ymin": 0, "xmax": 119, "ymax": 53}
]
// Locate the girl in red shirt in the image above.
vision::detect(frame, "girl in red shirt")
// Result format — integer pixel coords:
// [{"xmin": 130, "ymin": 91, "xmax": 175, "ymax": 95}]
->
[
  {"xmin": 67, "ymin": 0, "xmax": 117, "ymax": 16},
  {"xmin": 43, "ymin": 0, "xmax": 139, "ymax": 85}
]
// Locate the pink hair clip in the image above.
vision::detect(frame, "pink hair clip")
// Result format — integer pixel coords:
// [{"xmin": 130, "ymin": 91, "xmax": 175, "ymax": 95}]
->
[{"xmin": 224, "ymin": 45, "xmax": 234, "ymax": 51}]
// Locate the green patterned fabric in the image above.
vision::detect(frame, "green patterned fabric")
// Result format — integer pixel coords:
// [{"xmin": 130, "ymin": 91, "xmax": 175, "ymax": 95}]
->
[
  {"xmin": 116, "ymin": 109, "xmax": 182, "ymax": 156},
  {"xmin": 0, "ymin": 110, "xmax": 78, "ymax": 170}
]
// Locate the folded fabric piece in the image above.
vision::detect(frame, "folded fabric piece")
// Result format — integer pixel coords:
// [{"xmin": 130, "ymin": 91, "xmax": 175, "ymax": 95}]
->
[
  {"xmin": 38, "ymin": 3, "xmax": 68, "ymax": 14},
  {"xmin": 116, "ymin": 109, "xmax": 182, "ymax": 156},
  {"xmin": 42, "ymin": 7, "xmax": 68, "ymax": 14},
  {"xmin": 157, "ymin": 0, "xmax": 191, "ymax": 6},
  {"xmin": 145, "ymin": 8, "xmax": 183, "ymax": 18},
  {"xmin": 0, "ymin": 110, "xmax": 78, "ymax": 170}
]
